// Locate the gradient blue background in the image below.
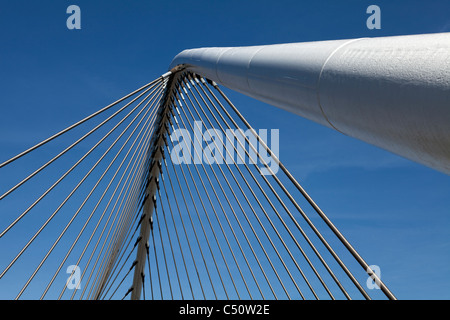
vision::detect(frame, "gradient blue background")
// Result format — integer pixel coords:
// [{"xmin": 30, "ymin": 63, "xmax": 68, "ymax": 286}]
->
[{"xmin": 0, "ymin": 0, "xmax": 450, "ymax": 299}]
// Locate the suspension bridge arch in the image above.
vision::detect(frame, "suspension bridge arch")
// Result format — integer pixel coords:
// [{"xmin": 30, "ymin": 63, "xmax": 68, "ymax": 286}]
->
[{"xmin": 1, "ymin": 32, "xmax": 449, "ymax": 300}]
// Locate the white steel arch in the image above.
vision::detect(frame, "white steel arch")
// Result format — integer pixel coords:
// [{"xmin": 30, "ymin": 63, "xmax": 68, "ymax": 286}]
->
[{"xmin": 170, "ymin": 33, "xmax": 450, "ymax": 175}]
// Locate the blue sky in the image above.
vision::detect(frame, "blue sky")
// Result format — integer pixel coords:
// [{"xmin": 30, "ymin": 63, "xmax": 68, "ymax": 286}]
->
[{"xmin": 0, "ymin": 0, "xmax": 450, "ymax": 300}]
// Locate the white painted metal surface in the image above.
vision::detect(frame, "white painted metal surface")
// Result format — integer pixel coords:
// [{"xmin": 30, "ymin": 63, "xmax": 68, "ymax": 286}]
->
[{"xmin": 169, "ymin": 33, "xmax": 450, "ymax": 175}]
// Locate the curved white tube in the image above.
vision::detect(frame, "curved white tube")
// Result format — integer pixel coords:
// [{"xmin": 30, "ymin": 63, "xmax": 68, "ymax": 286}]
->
[{"xmin": 170, "ymin": 33, "xmax": 450, "ymax": 175}]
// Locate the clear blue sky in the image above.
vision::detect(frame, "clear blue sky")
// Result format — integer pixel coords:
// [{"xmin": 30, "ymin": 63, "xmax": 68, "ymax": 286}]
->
[{"xmin": 0, "ymin": 0, "xmax": 450, "ymax": 300}]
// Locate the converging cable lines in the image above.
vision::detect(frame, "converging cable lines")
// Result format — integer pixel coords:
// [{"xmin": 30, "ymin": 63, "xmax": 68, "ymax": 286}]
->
[{"xmin": 0, "ymin": 70, "xmax": 395, "ymax": 300}]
